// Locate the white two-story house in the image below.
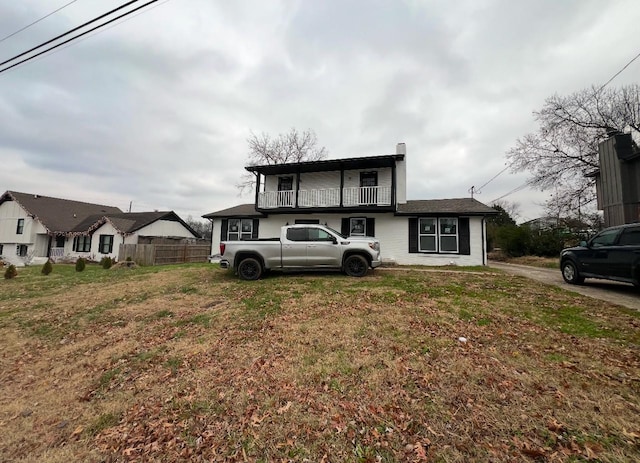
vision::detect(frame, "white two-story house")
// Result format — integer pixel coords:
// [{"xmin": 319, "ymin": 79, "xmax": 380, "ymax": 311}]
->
[{"xmin": 204, "ymin": 143, "xmax": 497, "ymax": 266}]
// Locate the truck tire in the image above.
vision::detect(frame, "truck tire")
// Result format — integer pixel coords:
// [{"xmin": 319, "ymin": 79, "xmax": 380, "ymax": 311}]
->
[
  {"xmin": 237, "ymin": 257, "xmax": 263, "ymax": 281},
  {"xmin": 561, "ymin": 260, "xmax": 584, "ymax": 285},
  {"xmin": 344, "ymin": 254, "xmax": 368, "ymax": 277}
]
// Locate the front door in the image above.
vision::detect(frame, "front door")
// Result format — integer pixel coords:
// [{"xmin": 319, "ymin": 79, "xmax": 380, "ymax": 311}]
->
[
  {"xmin": 360, "ymin": 172, "xmax": 378, "ymax": 205},
  {"xmin": 278, "ymin": 176, "xmax": 294, "ymax": 207}
]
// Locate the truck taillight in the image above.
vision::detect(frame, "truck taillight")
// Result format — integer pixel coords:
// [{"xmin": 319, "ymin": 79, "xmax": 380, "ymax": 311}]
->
[{"xmin": 220, "ymin": 243, "xmax": 226, "ymax": 255}]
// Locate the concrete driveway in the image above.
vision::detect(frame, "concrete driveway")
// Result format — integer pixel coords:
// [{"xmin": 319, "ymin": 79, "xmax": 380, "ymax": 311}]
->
[{"xmin": 489, "ymin": 261, "xmax": 640, "ymax": 311}]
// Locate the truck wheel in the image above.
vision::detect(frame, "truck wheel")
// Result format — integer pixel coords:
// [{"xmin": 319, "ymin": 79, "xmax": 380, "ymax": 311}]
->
[
  {"xmin": 561, "ymin": 260, "xmax": 584, "ymax": 285},
  {"xmin": 237, "ymin": 258, "xmax": 263, "ymax": 281},
  {"xmin": 344, "ymin": 255, "xmax": 368, "ymax": 277}
]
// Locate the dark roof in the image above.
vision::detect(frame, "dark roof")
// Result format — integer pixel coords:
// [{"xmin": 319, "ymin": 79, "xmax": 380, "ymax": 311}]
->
[
  {"xmin": 396, "ymin": 198, "xmax": 497, "ymax": 216},
  {"xmin": 203, "ymin": 198, "xmax": 496, "ymax": 218},
  {"xmin": 1, "ymin": 190, "xmax": 122, "ymax": 234},
  {"xmin": 245, "ymin": 154, "xmax": 405, "ymax": 175},
  {"xmin": 71, "ymin": 211, "xmax": 200, "ymax": 237},
  {"xmin": 202, "ymin": 204, "xmax": 264, "ymax": 219}
]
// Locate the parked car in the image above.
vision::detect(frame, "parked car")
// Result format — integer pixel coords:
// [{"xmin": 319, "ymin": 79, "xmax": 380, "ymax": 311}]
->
[
  {"xmin": 560, "ymin": 223, "xmax": 640, "ymax": 287},
  {"xmin": 220, "ymin": 224, "xmax": 381, "ymax": 280}
]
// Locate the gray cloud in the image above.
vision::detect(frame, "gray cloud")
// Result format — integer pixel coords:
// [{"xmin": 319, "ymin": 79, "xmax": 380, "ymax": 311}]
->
[{"xmin": 0, "ymin": 0, "xmax": 638, "ymax": 222}]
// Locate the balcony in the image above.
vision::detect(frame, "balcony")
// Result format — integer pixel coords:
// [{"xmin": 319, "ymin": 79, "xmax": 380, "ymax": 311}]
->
[{"xmin": 257, "ymin": 186, "xmax": 392, "ymax": 209}]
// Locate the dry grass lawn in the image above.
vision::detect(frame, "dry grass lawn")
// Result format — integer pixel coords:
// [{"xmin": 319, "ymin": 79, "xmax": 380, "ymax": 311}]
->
[{"xmin": 0, "ymin": 263, "xmax": 639, "ymax": 462}]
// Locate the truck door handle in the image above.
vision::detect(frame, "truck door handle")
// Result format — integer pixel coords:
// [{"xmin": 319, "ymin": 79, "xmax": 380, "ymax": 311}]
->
[{"xmin": 307, "ymin": 244, "xmax": 316, "ymax": 248}]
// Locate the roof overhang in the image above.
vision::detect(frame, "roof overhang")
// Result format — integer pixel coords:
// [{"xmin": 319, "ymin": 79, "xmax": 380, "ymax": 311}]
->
[{"xmin": 245, "ymin": 154, "xmax": 404, "ymax": 176}]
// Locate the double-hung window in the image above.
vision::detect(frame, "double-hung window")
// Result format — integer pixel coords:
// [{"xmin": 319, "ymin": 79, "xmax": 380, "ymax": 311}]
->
[
  {"xmin": 16, "ymin": 219, "xmax": 24, "ymax": 234},
  {"xmin": 73, "ymin": 235, "xmax": 91, "ymax": 252},
  {"xmin": 228, "ymin": 219, "xmax": 253, "ymax": 240},
  {"xmin": 99, "ymin": 235, "xmax": 114, "ymax": 254},
  {"xmin": 418, "ymin": 218, "xmax": 458, "ymax": 253}
]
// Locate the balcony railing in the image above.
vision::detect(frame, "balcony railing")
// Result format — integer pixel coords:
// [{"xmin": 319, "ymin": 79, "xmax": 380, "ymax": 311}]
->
[
  {"xmin": 50, "ymin": 247, "xmax": 65, "ymax": 257},
  {"xmin": 257, "ymin": 186, "xmax": 391, "ymax": 209}
]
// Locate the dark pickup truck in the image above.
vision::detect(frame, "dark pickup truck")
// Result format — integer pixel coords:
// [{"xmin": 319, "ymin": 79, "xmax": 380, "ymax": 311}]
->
[{"xmin": 560, "ymin": 223, "xmax": 640, "ymax": 287}]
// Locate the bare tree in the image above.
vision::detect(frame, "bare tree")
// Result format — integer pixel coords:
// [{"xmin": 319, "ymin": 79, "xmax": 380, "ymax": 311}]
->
[
  {"xmin": 507, "ymin": 84, "xmax": 640, "ymax": 214},
  {"xmin": 237, "ymin": 128, "xmax": 328, "ymax": 193}
]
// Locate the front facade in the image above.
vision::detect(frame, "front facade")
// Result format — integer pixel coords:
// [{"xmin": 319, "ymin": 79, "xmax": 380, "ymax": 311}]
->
[
  {"xmin": 204, "ymin": 144, "xmax": 496, "ymax": 266},
  {"xmin": 0, "ymin": 191, "xmax": 199, "ymax": 265}
]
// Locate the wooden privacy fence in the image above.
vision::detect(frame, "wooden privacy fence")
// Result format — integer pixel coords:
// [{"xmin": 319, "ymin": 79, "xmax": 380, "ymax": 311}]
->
[{"xmin": 118, "ymin": 244, "xmax": 210, "ymax": 266}]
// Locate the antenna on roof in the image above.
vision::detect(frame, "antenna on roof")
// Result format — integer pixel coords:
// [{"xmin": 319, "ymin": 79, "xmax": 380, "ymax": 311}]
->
[{"xmin": 128, "ymin": 201, "xmax": 132, "ymax": 213}]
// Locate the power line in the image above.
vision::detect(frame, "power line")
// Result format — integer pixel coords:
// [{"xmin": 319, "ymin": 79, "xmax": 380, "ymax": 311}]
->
[
  {"xmin": 595, "ymin": 49, "xmax": 640, "ymax": 94},
  {"xmin": 5, "ymin": 0, "xmax": 173, "ymax": 74},
  {"xmin": 0, "ymin": 0, "xmax": 159, "ymax": 75},
  {"xmin": 489, "ymin": 182, "xmax": 531, "ymax": 203},
  {"xmin": 476, "ymin": 164, "xmax": 510, "ymax": 193},
  {"xmin": 0, "ymin": 0, "xmax": 138, "ymax": 68},
  {"xmin": 0, "ymin": 0, "xmax": 80, "ymax": 44}
]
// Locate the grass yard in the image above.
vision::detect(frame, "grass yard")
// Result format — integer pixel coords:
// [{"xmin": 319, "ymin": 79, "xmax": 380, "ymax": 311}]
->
[{"xmin": 1, "ymin": 263, "xmax": 639, "ymax": 462}]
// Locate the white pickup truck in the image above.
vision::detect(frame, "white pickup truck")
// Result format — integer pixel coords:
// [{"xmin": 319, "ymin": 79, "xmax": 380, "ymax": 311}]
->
[{"xmin": 219, "ymin": 224, "xmax": 381, "ymax": 280}]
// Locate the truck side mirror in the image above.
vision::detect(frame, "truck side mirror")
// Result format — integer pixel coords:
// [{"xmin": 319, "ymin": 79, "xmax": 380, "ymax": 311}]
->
[{"xmin": 332, "ymin": 237, "xmax": 338, "ymax": 245}]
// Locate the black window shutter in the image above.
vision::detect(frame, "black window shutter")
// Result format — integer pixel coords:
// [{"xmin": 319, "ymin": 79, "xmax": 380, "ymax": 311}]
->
[
  {"xmin": 341, "ymin": 218, "xmax": 349, "ymax": 236},
  {"xmin": 252, "ymin": 219, "xmax": 259, "ymax": 239},
  {"xmin": 459, "ymin": 217, "xmax": 470, "ymax": 255},
  {"xmin": 408, "ymin": 218, "xmax": 418, "ymax": 253},
  {"xmin": 366, "ymin": 218, "xmax": 375, "ymax": 237},
  {"xmin": 220, "ymin": 219, "xmax": 228, "ymax": 241}
]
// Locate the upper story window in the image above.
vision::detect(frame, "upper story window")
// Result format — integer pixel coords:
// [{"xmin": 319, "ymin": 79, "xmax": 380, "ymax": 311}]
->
[
  {"xmin": 16, "ymin": 218, "xmax": 24, "ymax": 234},
  {"xmin": 418, "ymin": 218, "xmax": 458, "ymax": 253},
  {"xmin": 278, "ymin": 176, "xmax": 293, "ymax": 191}
]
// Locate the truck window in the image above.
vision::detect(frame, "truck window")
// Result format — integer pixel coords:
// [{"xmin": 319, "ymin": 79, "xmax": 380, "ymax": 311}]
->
[
  {"xmin": 309, "ymin": 228, "xmax": 335, "ymax": 242},
  {"xmin": 286, "ymin": 228, "xmax": 308, "ymax": 241}
]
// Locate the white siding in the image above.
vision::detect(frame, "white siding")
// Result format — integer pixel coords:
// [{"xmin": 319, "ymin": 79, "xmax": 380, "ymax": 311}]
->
[
  {"xmin": 342, "ymin": 168, "xmax": 392, "ymax": 189},
  {"xmin": 262, "ymin": 167, "xmax": 394, "ymax": 192},
  {"xmin": 300, "ymin": 171, "xmax": 341, "ymax": 190},
  {"xmin": 0, "ymin": 200, "xmax": 46, "ymax": 245},
  {"xmin": 137, "ymin": 220, "xmax": 196, "ymax": 238},
  {"xmin": 90, "ymin": 222, "xmax": 121, "ymax": 260},
  {"xmin": 212, "ymin": 213, "xmax": 487, "ymax": 266}
]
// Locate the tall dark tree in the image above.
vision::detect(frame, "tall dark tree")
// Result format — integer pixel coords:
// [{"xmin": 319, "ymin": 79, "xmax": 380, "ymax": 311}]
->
[
  {"xmin": 185, "ymin": 216, "xmax": 212, "ymax": 241},
  {"xmin": 507, "ymin": 84, "xmax": 640, "ymax": 214},
  {"xmin": 237, "ymin": 128, "xmax": 328, "ymax": 193}
]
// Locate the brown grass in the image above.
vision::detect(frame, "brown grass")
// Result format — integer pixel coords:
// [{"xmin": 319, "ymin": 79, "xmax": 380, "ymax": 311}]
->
[{"xmin": 0, "ymin": 264, "xmax": 638, "ymax": 462}]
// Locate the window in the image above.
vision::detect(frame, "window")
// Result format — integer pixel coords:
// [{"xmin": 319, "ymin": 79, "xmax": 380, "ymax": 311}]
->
[
  {"xmin": 360, "ymin": 172, "xmax": 378, "ymax": 204},
  {"xmin": 277, "ymin": 177, "xmax": 294, "ymax": 207},
  {"xmin": 350, "ymin": 218, "xmax": 366, "ymax": 236},
  {"xmin": 99, "ymin": 235, "xmax": 114, "ymax": 254},
  {"xmin": 16, "ymin": 218, "xmax": 24, "ymax": 234},
  {"xmin": 618, "ymin": 227, "xmax": 640, "ymax": 246},
  {"xmin": 295, "ymin": 219, "xmax": 320, "ymax": 225},
  {"xmin": 309, "ymin": 228, "xmax": 335, "ymax": 242},
  {"xmin": 439, "ymin": 218, "xmax": 458, "ymax": 252},
  {"xmin": 286, "ymin": 228, "xmax": 308, "ymax": 241},
  {"xmin": 228, "ymin": 219, "xmax": 253, "ymax": 240},
  {"xmin": 17, "ymin": 244, "xmax": 27, "ymax": 256},
  {"xmin": 591, "ymin": 228, "xmax": 620, "ymax": 247},
  {"xmin": 418, "ymin": 218, "xmax": 437, "ymax": 252},
  {"xmin": 0, "ymin": 244, "xmax": 3, "ymax": 255},
  {"xmin": 418, "ymin": 218, "xmax": 458, "ymax": 253},
  {"xmin": 55, "ymin": 236, "xmax": 65, "ymax": 248},
  {"xmin": 73, "ymin": 235, "xmax": 91, "ymax": 252}
]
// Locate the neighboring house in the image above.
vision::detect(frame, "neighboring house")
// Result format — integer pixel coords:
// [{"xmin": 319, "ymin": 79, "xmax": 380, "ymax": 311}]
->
[
  {"xmin": 589, "ymin": 131, "xmax": 640, "ymax": 227},
  {"xmin": 69, "ymin": 211, "xmax": 201, "ymax": 262},
  {"xmin": 0, "ymin": 191, "xmax": 199, "ymax": 265},
  {"xmin": 203, "ymin": 143, "xmax": 497, "ymax": 266}
]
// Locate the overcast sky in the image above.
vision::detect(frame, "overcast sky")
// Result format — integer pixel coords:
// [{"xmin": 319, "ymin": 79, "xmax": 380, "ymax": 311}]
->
[{"xmin": 1, "ymin": 0, "xmax": 638, "ymax": 223}]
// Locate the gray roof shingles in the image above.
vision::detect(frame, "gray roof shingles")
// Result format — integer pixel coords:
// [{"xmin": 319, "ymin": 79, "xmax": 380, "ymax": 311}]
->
[
  {"xmin": 202, "ymin": 198, "xmax": 496, "ymax": 218},
  {"xmin": 2, "ymin": 191, "xmax": 122, "ymax": 234}
]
